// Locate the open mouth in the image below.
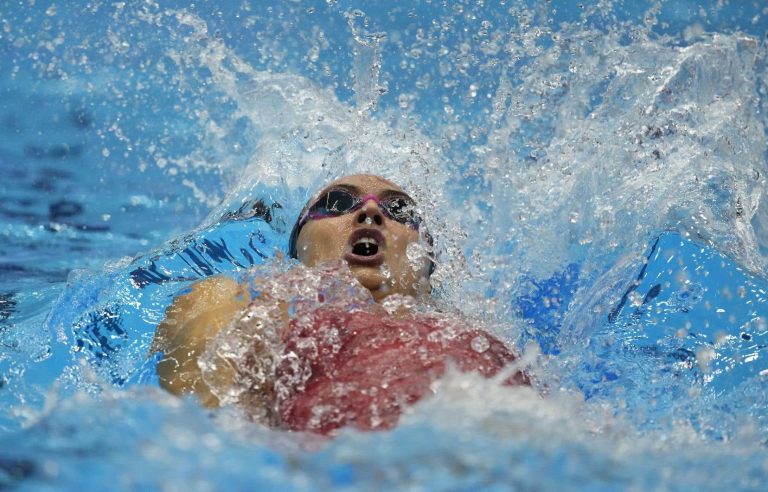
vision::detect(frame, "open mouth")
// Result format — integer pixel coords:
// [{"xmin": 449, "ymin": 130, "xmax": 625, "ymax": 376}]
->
[
  {"xmin": 345, "ymin": 229, "xmax": 385, "ymax": 267},
  {"xmin": 352, "ymin": 236, "xmax": 379, "ymax": 257}
]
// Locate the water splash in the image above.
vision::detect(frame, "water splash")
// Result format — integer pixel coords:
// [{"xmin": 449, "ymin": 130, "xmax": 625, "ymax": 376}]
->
[{"xmin": 2, "ymin": 1, "xmax": 768, "ymax": 489}]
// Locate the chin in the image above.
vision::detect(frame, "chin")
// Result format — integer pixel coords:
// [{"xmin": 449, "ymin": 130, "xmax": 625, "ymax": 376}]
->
[{"xmin": 349, "ymin": 266, "xmax": 386, "ymax": 291}]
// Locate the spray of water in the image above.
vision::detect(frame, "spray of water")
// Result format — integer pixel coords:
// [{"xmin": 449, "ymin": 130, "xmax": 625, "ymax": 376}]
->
[{"xmin": 2, "ymin": 1, "xmax": 768, "ymax": 488}]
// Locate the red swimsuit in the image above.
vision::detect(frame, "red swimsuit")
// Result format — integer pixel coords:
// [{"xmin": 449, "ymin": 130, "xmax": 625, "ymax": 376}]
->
[{"xmin": 275, "ymin": 308, "xmax": 529, "ymax": 434}]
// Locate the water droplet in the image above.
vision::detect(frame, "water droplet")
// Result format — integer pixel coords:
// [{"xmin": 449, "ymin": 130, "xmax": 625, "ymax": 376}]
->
[
  {"xmin": 470, "ymin": 335, "xmax": 489, "ymax": 353},
  {"xmin": 696, "ymin": 346, "xmax": 715, "ymax": 373}
]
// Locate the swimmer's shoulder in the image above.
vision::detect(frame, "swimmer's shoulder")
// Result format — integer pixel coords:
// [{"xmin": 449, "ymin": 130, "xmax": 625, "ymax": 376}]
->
[
  {"xmin": 151, "ymin": 275, "xmax": 250, "ymax": 351},
  {"xmin": 151, "ymin": 274, "xmax": 252, "ymax": 405}
]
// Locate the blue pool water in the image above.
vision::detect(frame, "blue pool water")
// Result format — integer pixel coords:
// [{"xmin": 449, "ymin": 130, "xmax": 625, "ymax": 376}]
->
[{"xmin": 2, "ymin": 0, "xmax": 768, "ymax": 490}]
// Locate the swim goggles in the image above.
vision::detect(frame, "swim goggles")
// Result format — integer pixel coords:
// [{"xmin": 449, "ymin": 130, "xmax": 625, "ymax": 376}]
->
[{"xmin": 288, "ymin": 188, "xmax": 422, "ymax": 258}]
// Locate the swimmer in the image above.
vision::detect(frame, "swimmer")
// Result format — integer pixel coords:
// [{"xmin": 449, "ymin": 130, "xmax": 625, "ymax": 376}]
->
[{"xmin": 152, "ymin": 174, "xmax": 528, "ymax": 434}]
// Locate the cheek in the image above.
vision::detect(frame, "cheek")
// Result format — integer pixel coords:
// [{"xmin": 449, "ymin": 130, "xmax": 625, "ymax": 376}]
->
[
  {"xmin": 297, "ymin": 220, "xmax": 350, "ymax": 264},
  {"xmin": 388, "ymin": 229, "xmax": 423, "ymax": 270}
]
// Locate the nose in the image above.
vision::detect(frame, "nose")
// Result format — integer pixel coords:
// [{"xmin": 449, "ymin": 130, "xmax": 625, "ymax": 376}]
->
[{"xmin": 357, "ymin": 199, "xmax": 384, "ymax": 226}]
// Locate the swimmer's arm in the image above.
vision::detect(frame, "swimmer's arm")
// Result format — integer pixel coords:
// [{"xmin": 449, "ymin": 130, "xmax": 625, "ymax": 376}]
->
[{"xmin": 151, "ymin": 275, "xmax": 251, "ymax": 407}]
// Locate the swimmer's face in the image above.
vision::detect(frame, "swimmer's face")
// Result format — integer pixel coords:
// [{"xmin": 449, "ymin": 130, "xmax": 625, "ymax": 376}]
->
[{"xmin": 295, "ymin": 174, "xmax": 431, "ymax": 302}]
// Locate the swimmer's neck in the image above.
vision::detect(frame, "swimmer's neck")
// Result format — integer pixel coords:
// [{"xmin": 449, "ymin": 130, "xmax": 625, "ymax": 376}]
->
[
  {"xmin": 370, "ymin": 293, "xmax": 428, "ymax": 319},
  {"xmin": 366, "ymin": 278, "xmax": 431, "ymax": 304}
]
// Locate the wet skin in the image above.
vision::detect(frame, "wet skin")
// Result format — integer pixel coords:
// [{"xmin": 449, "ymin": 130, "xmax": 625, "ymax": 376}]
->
[
  {"xmin": 295, "ymin": 174, "xmax": 431, "ymax": 302},
  {"xmin": 153, "ymin": 174, "xmax": 432, "ymax": 406}
]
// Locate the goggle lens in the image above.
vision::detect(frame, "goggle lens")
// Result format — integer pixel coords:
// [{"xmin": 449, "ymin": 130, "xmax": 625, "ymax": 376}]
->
[
  {"xmin": 305, "ymin": 190, "xmax": 421, "ymax": 227},
  {"xmin": 309, "ymin": 190, "xmax": 359, "ymax": 216},
  {"xmin": 383, "ymin": 196, "xmax": 419, "ymax": 224}
]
